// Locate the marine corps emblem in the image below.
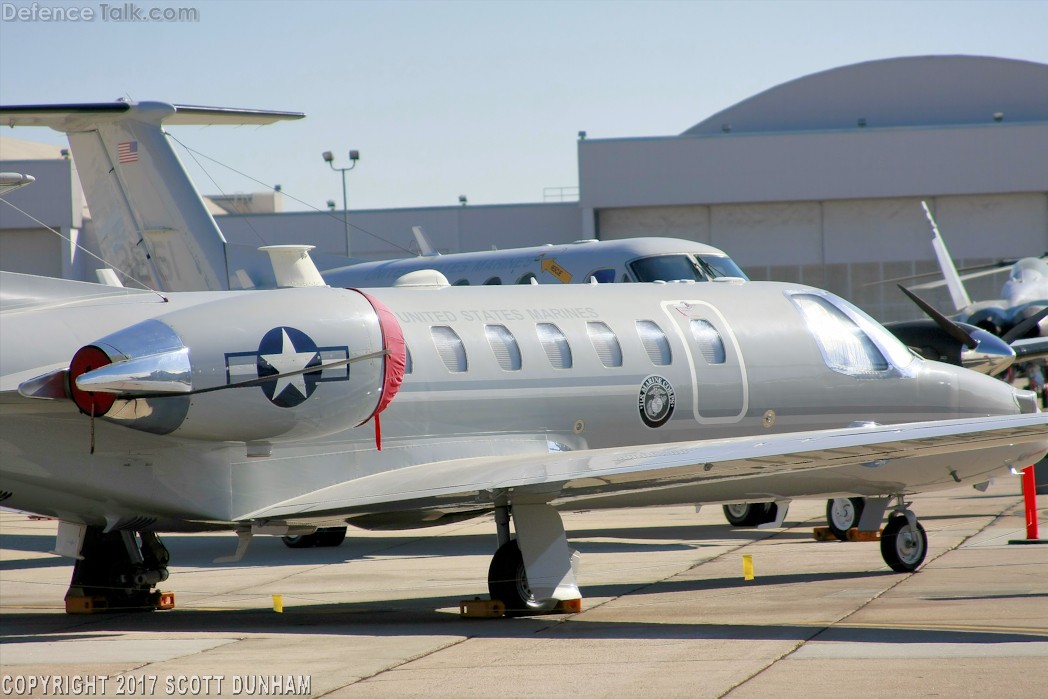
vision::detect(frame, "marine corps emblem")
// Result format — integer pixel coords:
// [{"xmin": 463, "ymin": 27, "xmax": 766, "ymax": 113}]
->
[{"xmin": 638, "ymin": 375, "xmax": 675, "ymax": 428}]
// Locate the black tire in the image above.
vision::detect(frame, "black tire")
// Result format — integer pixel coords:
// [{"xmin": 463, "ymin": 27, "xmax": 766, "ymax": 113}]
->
[
  {"xmin": 487, "ymin": 539, "xmax": 556, "ymax": 617},
  {"xmin": 880, "ymin": 515, "xmax": 927, "ymax": 572},
  {"xmin": 722, "ymin": 502, "xmax": 776, "ymax": 527},
  {"xmin": 314, "ymin": 527, "xmax": 348, "ymax": 547},
  {"xmin": 281, "ymin": 533, "xmax": 319, "ymax": 548},
  {"xmin": 825, "ymin": 497, "xmax": 866, "ymax": 541}
]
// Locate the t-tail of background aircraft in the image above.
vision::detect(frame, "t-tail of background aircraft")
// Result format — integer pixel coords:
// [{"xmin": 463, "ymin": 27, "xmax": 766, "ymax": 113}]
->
[
  {"xmin": 1, "ymin": 101, "xmax": 752, "ymax": 293},
  {"xmin": 0, "ymin": 101, "xmax": 304, "ymax": 292}
]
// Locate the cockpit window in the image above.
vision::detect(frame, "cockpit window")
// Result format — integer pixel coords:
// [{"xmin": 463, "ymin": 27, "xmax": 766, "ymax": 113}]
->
[
  {"xmin": 790, "ymin": 293, "xmax": 889, "ymax": 376},
  {"xmin": 629, "ymin": 255, "xmax": 708, "ymax": 282},
  {"xmin": 698, "ymin": 255, "xmax": 748, "ymax": 280},
  {"xmin": 628, "ymin": 253, "xmax": 748, "ymax": 282}
]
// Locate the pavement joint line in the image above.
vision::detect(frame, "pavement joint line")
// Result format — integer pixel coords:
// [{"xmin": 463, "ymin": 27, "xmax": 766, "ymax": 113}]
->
[
  {"xmin": 718, "ymin": 493, "xmax": 1026, "ymax": 697},
  {"xmin": 310, "ymin": 635, "xmax": 482, "ymax": 696}
]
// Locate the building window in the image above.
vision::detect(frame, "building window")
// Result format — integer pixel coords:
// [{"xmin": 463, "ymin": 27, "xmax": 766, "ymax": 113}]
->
[
  {"xmin": 690, "ymin": 319, "xmax": 726, "ymax": 364},
  {"xmin": 431, "ymin": 326, "xmax": 467, "ymax": 373},
  {"xmin": 587, "ymin": 321, "xmax": 622, "ymax": 367},
  {"xmin": 636, "ymin": 320, "xmax": 671, "ymax": 366},
  {"xmin": 485, "ymin": 324, "xmax": 522, "ymax": 371},
  {"xmin": 537, "ymin": 323, "xmax": 572, "ymax": 369}
]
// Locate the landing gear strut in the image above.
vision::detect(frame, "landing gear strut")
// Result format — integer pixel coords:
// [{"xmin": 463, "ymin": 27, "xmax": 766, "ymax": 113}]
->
[{"xmin": 65, "ymin": 528, "xmax": 171, "ymax": 613}]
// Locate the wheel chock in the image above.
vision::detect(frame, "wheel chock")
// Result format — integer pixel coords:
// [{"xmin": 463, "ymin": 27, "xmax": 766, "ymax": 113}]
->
[
  {"xmin": 155, "ymin": 591, "xmax": 176, "ymax": 610},
  {"xmin": 846, "ymin": 528, "xmax": 881, "ymax": 542},
  {"xmin": 459, "ymin": 598, "xmax": 506, "ymax": 618},
  {"xmin": 553, "ymin": 598, "xmax": 582, "ymax": 614},
  {"xmin": 64, "ymin": 594, "xmax": 109, "ymax": 614},
  {"xmin": 812, "ymin": 527, "xmax": 837, "ymax": 541}
]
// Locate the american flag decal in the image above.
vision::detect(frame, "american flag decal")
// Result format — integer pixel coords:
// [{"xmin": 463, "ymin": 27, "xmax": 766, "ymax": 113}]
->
[{"xmin": 117, "ymin": 141, "xmax": 138, "ymax": 164}]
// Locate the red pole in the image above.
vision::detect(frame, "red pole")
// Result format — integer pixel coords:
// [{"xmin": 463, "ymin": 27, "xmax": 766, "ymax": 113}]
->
[{"xmin": 1023, "ymin": 465, "xmax": 1039, "ymax": 540}]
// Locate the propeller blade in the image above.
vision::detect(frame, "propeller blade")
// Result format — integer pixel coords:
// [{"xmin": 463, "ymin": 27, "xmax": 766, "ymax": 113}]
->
[
  {"xmin": 1002, "ymin": 307, "xmax": 1048, "ymax": 343},
  {"xmin": 897, "ymin": 284, "xmax": 977, "ymax": 350}
]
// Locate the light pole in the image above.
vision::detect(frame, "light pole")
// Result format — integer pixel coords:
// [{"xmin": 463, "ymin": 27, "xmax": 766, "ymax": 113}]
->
[{"xmin": 322, "ymin": 149, "xmax": 360, "ymax": 256}]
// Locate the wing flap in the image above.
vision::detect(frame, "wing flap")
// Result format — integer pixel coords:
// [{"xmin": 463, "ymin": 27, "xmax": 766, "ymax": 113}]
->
[{"xmin": 240, "ymin": 414, "xmax": 1048, "ymax": 521}]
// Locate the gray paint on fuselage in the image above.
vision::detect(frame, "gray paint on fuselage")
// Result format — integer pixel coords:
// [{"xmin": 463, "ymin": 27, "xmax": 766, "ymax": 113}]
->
[{"xmin": 0, "ymin": 276, "xmax": 1021, "ymax": 528}]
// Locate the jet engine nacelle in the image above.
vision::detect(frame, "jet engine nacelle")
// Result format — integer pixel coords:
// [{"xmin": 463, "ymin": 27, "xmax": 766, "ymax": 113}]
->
[{"xmin": 67, "ymin": 288, "xmax": 405, "ymax": 443}]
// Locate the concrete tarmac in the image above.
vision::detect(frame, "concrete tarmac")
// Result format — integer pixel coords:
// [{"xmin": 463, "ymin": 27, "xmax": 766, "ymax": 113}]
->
[{"xmin": 2, "ymin": 479, "xmax": 1046, "ymax": 698}]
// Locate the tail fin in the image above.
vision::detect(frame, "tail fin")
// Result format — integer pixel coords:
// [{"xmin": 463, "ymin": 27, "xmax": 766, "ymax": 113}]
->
[
  {"xmin": 411, "ymin": 226, "xmax": 440, "ymax": 257},
  {"xmin": 0, "ymin": 101, "xmax": 303, "ymax": 291},
  {"xmin": 920, "ymin": 201, "xmax": 972, "ymax": 312}
]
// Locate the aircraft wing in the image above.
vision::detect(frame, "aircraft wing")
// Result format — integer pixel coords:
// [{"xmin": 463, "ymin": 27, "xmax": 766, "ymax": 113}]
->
[
  {"xmin": 1012, "ymin": 336, "xmax": 1048, "ymax": 363},
  {"xmin": 242, "ymin": 413, "xmax": 1048, "ymax": 521}
]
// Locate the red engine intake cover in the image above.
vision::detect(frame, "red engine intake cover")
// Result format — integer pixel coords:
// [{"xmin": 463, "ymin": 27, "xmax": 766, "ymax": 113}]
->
[{"xmin": 68, "ymin": 345, "xmax": 116, "ymax": 416}]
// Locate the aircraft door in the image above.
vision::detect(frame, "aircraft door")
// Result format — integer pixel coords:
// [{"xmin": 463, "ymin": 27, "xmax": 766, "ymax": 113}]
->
[{"xmin": 663, "ymin": 301, "xmax": 747, "ymax": 423}]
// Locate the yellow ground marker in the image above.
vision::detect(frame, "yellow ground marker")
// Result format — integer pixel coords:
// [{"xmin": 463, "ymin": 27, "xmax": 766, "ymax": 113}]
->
[
  {"xmin": 742, "ymin": 554, "xmax": 754, "ymax": 581},
  {"xmin": 272, "ymin": 594, "xmax": 284, "ymax": 613}
]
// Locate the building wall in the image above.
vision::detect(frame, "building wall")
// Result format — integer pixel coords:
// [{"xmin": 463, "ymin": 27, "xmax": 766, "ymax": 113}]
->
[
  {"xmin": 598, "ymin": 192, "xmax": 1047, "ymax": 321},
  {"xmin": 216, "ymin": 201, "xmax": 581, "ymax": 261}
]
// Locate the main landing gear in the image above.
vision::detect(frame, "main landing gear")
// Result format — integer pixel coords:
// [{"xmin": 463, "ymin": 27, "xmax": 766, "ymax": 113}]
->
[
  {"xmin": 281, "ymin": 526, "xmax": 348, "ymax": 548},
  {"xmin": 825, "ymin": 497, "xmax": 866, "ymax": 541},
  {"xmin": 722, "ymin": 502, "xmax": 780, "ymax": 527},
  {"xmin": 485, "ymin": 502, "xmax": 580, "ymax": 617},
  {"xmin": 65, "ymin": 527, "xmax": 173, "ymax": 613}
]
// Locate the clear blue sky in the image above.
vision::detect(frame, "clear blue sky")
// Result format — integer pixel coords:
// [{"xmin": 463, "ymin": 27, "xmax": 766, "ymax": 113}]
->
[{"xmin": 2, "ymin": 0, "xmax": 1046, "ymax": 212}]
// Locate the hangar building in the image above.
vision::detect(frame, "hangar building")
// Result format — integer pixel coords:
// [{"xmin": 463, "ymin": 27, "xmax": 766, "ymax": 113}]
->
[{"xmin": 2, "ymin": 55, "xmax": 1046, "ymax": 321}]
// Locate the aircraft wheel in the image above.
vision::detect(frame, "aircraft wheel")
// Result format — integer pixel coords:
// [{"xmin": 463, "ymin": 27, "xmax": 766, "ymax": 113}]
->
[
  {"xmin": 880, "ymin": 515, "xmax": 927, "ymax": 572},
  {"xmin": 281, "ymin": 533, "xmax": 319, "ymax": 548},
  {"xmin": 722, "ymin": 502, "xmax": 775, "ymax": 527},
  {"xmin": 315, "ymin": 527, "xmax": 347, "ymax": 547},
  {"xmin": 487, "ymin": 539, "xmax": 557, "ymax": 617},
  {"xmin": 826, "ymin": 497, "xmax": 865, "ymax": 540}
]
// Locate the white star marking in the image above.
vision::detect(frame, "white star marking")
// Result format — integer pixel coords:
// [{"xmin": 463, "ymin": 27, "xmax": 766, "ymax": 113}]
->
[{"xmin": 260, "ymin": 329, "xmax": 318, "ymax": 400}]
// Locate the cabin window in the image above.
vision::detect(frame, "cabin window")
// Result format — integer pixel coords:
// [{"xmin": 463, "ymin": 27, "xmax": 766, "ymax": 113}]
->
[
  {"xmin": 453, "ymin": 279, "xmax": 470, "ymax": 286},
  {"xmin": 484, "ymin": 277, "xmax": 502, "ymax": 285},
  {"xmin": 636, "ymin": 320, "xmax": 671, "ymax": 366},
  {"xmin": 404, "ymin": 345, "xmax": 413, "ymax": 374},
  {"xmin": 791, "ymin": 294, "xmax": 888, "ymax": 376},
  {"xmin": 431, "ymin": 326, "xmax": 468, "ymax": 373},
  {"xmin": 517, "ymin": 273, "xmax": 537, "ymax": 284},
  {"xmin": 485, "ymin": 324, "xmax": 522, "ymax": 371},
  {"xmin": 690, "ymin": 320, "xmax": 726, "ymax": 364},
  {"xmin": 537, "ymin": 323, "xmax": 572, "ymax": 369},
  {"xmin": 589, "ymin": 268, "xmax": 616, "ymax": 284},
  {"xmin": 587, "ymin": 321, "xmax": 623, "ymax": 367}
]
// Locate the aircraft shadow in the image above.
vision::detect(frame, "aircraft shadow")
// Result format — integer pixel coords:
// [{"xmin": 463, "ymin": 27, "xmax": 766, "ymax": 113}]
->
[{"xmin": 1, "ymin": 590, "xmax": 1043, "ymax": 645}]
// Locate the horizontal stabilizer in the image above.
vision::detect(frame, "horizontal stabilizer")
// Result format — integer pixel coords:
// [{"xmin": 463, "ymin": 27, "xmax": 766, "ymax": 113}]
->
[{"xmin": 0, "ymin": 101, "xmax": 303, "ymax": 131}]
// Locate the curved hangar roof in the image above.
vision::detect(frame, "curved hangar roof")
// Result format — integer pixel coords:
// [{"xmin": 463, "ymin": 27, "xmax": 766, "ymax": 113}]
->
[{"xmin": 683, "ymin": 55, "xmax": 1048, "ymax": 135}]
